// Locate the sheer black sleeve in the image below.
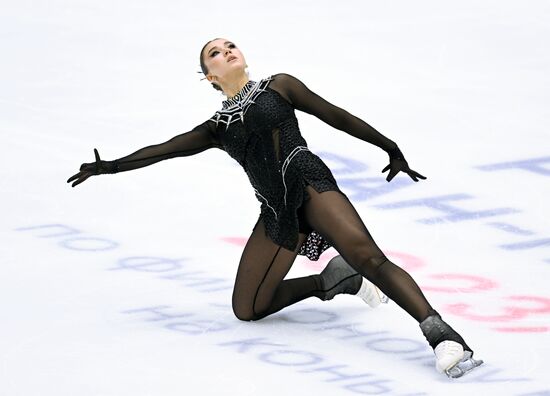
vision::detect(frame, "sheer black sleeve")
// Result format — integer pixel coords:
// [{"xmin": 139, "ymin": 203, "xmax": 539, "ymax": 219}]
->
[
  {"xmin": 268, "ymin": 73, "xmax": 398, "ymax": 153},
  {"xmin": 113, "ymin": 119, "xmax": 221, "ymax": 172}
]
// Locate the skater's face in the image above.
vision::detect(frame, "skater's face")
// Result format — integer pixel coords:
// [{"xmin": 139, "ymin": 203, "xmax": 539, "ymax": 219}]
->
[{"xmin": 202, "ymin": 38, "xmax": 247, "ymax": 86}]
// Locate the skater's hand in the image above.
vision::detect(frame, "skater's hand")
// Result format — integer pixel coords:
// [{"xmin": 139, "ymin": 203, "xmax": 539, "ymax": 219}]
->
[
  {"xmin": 66, "ymin": 148, "xmax": 117, "ymax": 187},
  {"xmin": 382, "ymin": 158, "xmax": 427, "ymax": 183}
]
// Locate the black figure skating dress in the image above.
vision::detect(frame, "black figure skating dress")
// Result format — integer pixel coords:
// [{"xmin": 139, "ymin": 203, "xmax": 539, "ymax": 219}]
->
[
  {"xmin": 111, "ymin": 73, "xmax": 399, "ymax": 260},
  {"xmin": 207, "ymin": 74, "xmax": 343, "ymax": 261}
]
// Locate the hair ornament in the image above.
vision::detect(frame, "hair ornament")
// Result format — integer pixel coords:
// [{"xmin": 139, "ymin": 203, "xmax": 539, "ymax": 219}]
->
[{"xmin": 197, "ymin": 70, "xmax": 207, "ymax": 81}]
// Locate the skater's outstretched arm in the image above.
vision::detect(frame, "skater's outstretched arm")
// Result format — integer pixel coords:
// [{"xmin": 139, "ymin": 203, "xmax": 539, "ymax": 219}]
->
[
  {"xmin": 66, "ymin": 119, "xmax": 220, "ymax": 187},
  {"xmin": 269, "ymin": 73, "xmax": 427, "ymax": 182},
  {"xmin": 270, "ymin": 73, "xmax": 398, "ymax": 151}
]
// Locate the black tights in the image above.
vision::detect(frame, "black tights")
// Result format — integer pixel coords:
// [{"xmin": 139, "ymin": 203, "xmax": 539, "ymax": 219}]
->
[{"xmin": 232, "ymin": 185, "xmax": 436, "ymax": 322}]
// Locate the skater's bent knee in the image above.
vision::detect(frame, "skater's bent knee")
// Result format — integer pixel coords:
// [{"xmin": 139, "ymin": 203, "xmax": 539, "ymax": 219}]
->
[
  {"xmin": 232, "ymin": 303, "xmax": 266, "ymax": 322},
  {"xmin": 233, "ymin": 310, "xmax": 265, "ymax": 322},
  {"xmin": 233, "ymin": 311, "xmax": 254, "ymax": 321},
  {"xmin": 233, "ymin": 307, "xmax": 254, "ymax": 321},
  {"xmin": 232, "ymin": 301, "xmax": 252, "ymax": 321}
]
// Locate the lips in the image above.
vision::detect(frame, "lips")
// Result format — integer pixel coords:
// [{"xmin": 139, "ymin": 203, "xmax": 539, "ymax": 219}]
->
[{"xmin": 227, "ymin": 55, "xmax": 237, "ymax": 62}]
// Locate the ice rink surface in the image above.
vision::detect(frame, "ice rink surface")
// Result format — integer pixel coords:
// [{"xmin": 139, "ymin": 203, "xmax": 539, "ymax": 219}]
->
[{"xmin": 2, "ymin": 1, "xmax": 549, "ymax": 395}]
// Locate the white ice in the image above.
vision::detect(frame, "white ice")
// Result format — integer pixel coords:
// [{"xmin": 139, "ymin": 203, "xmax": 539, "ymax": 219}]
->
[{"xmin": 1, "ymin": 1, "xmax": 550, "ymax": 395}]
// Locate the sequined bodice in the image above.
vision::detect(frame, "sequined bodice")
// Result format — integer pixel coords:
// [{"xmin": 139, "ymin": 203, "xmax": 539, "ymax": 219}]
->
[{"xmin": 209, "ymin": 76, "xmax": 312, "ymax": 218}]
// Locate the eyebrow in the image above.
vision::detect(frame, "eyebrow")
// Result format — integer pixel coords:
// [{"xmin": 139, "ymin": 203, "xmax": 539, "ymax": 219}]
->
[{"xmin": 207, "ymin": 41, "xmax": 232, "ymax": 55}]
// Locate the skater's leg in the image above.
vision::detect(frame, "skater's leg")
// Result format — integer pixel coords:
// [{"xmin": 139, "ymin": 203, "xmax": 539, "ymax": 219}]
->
[
  {"xmin": 232, "ymin": 216, "xmax": 325, "ymax": 321},
  {"xmin": 301, "ymin": 186, "xmax": 485, "ymax": 375},
  {"xmin": 302, "ymin": 186, "xmax": 437, "ymax": 323}
]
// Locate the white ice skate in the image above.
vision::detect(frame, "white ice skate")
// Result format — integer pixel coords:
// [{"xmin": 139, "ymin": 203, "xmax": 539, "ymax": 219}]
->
[
  {"xmin": 320, "ymin": 255, "xmax": 389, "ymax": 307},
  {"xmin": 434, "ymin": 340, "xmax": 484, "ymax": 378},
  {"xmin": 355, "ymin": 277, "xmax": 389, "ymax": 308}
]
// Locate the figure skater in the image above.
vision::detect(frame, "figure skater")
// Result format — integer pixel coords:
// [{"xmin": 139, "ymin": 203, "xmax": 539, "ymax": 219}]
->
[{"xmin": 67, "ymin": 38, "xmax": 483, "ymax": 378}]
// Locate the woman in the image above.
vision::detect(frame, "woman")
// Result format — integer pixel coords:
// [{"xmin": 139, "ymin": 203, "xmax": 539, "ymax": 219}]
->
[{"xmin": 67, "ymin": 37, "xmax": 483, "ymax": 378}]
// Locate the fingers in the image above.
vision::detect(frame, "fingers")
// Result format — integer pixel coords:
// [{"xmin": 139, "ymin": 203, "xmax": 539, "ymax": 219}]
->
[
  {"xmin": 71, "ymin": 173, "xmax": 92, "ymax": 187},
  {"xmin": 386, "ymin": 168, "xmax": 398, "ymax": 182},
  {"xmin": 382, "ymin": 161, "xmax": 397, "ymax": 181},
  {"xmin": 67, "ymin": 170, "xmax": 93, "ymax": 187},
  {"xmin": 67, "ymin": 171, "xmax": 83, "ymax": 183},
  {"xmin": 403, "ymin": 165, "xmax": 419, "ymax": 182},
  {"xmin": 408, "ymin": 169, "xmax": 427, "ymax": 182},
  {"xmin": 383, "ymin": 163, "xmax": 399, "ymax": 181},
  {"xmin": 414, "ymin": 171, "xmax": 427, "ymax": 180},
  {"xmin": 384, "ymin": 159, "xmax": 401, "ymax": 181},
  {"xmin": 383, "ymin": 159, "xmax": 427, "ymax": 183},
  {"xmin": 68, "ymin": 150, "xmax": 101, "ymax": 188}
]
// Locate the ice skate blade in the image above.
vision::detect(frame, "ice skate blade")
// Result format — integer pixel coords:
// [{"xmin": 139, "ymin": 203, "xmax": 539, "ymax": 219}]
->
[
  {"xmin": 356, "ymin": 278, "xmax": 389, "ymax": 308},
  {"xmin": 445, "ymin": 351, "xmax": 484, "ymax": 378}
]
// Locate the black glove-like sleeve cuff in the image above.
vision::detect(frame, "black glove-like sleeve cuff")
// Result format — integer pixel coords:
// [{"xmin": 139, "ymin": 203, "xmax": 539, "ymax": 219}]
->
[
  {"xmin": 388, "ymin": 146, "xmax": 406, "ymax": 161},
  {"xmin": 99, "ymin": 160, "xmax": 119, "ymax": 174}
]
